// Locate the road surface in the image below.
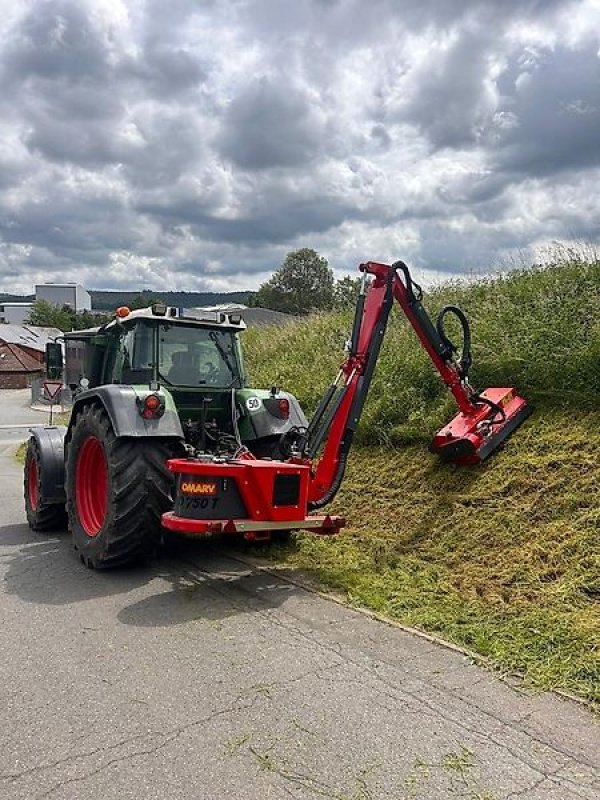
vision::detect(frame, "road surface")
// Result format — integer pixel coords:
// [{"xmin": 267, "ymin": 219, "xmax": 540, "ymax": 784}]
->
[{"xmin": 0, "ymin": 388, "xmax": 598, "ymax": 799}]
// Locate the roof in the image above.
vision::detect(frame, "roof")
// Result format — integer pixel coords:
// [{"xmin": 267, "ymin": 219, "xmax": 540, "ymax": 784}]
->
[
  {"xmin": 199, "ymin": 303, "xmax": 248, "ymax": 312},
  {"xmin": 102, "ymin": 305, "xmax": 247, "ymax": 332},
  {"xmin": 237, "ymin": 307, "xmax": 294, "ymax": 327},
  {"xmin": 0, "ymin": 342, "xmax": 43, "ymax": 372},
  {"xmin": 0, "ymin": 324, "xmax": 62, "ymax": 352},
  {"xmin": 35, "ymin": 283, "xmax": 83, "ymax": 289},
  {"xmin": 191, "ymin": 304, "xmax": 293, "ymax": 326}
]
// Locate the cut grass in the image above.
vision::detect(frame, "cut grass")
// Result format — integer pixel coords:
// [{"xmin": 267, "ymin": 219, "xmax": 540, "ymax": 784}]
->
[
  {"xmin": 244, "ymin": 256, "xmax": 600, "ymax": 705},
  {"xmin": 265, "ymin": 407, "xmax": 599, "ymax": 704}
]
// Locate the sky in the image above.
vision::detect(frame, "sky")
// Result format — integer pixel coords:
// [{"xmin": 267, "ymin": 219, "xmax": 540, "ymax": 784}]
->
[{"xmin": 0, "ymin": 0, "xmax": 599, "ymax": 294}]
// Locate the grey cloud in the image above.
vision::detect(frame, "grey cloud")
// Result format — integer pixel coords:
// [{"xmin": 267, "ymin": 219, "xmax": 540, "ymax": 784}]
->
[
  {"xmin": 218, "ymin": 78, "xmax": 326, "ymax": 170},
  {"xmin": 397, "ymin": 26, "xmax": 496, "ymax": 150},
  {"xmin": 137, "ymin": 183, "xmax": 364, "ymax": 245},
  {"xmin": 8, "ymin": 0, "xmax": 109, "ymax": 82},
  {"xmin": 493, "ymin": 43, "xmax": 600, "ymax": 176},
  {"xmin": 122, "ymin": 45, "xmax": 208, "ymax": 98}
]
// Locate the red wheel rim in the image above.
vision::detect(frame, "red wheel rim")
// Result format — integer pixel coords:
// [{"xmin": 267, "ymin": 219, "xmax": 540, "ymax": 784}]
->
[
  {"xmin": 75, "ymin": 436, "xmax": 108, "ymax": 537},
  {"xmin": 28, "ymin": 456, "xmax": 39, "ymax": 511}
]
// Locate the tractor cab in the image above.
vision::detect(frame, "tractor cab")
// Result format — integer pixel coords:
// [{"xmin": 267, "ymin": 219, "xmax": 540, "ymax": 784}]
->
[{"xmin": 65, "ymin": 304, "xmax": 246, "ymax": 392}]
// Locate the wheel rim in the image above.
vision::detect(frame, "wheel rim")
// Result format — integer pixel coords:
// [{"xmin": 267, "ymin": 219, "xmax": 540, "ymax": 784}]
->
[
  {"xmin": 75, "ymin": 436, "xmax": 108, "ymax": 537},
  {"xmin": 28, "ymin": 455, "xmax": 39, "ymax": 511}
]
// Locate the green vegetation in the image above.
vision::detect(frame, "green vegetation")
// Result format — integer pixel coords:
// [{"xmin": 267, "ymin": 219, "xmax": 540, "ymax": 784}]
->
[
  {"xmin": 250, "ymin": 248, "xmax": 335, "ymax": 314},
  {"xmin": 27, "ymin": 299, "xmax": 110, "ymax": 332},
  {"xmin": 15, "ymin": 441, "xmax": 27, "ymax": 463},
  {"xmin": 244, "ymin": 253, "xmax": 600, "ymax": 704},
  {"xmin": 250, "ymin": 247, "xmax": 363, "ymax": 314}
]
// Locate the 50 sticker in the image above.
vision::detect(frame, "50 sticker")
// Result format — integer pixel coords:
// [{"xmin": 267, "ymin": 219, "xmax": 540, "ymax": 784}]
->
[{"xmin": 245, "ymin": 396, "xmax": 262, "ymax": 412}]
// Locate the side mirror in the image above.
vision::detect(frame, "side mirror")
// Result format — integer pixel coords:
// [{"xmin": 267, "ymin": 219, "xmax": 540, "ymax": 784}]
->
[{"xmin": 45, "ymin": 342, "xmax": 63, "ymax": 379}]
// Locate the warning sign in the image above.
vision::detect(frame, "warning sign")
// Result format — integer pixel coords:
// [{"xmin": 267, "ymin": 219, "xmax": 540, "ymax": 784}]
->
[{"xmin": 43, "ymin": 381, "xmax": 62, "ymax": 402}]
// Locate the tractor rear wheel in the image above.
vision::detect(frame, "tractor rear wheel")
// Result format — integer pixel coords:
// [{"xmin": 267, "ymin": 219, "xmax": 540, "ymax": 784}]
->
[
  {"xmin": 24, "ymin": 438, "xmax": 67, "ymax": 531},
  {"xmin": 66, "ymin": 403, "xmax": 178, "ymax": 569}
]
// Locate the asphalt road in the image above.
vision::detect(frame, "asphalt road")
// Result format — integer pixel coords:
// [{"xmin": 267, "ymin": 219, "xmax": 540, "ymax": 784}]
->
[{"xmin": 0, "ymin": 389, "xmax": 598, "ymax": 799}]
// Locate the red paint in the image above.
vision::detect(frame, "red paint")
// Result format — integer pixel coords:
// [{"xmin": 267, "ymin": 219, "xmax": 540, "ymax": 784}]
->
[
  {"xmin": 167, "ymin": 457, "xmax": 311, "ymax": 523},
  {"xmin": 161, "ymin": 508, "xmax": 343, "ymax": 538},
  {"xmin": 75, "ymin": 436, "xmax": 108, "ymax": 536},
  {"xmin": 430, "ymin": 387, "xmax": 529, "ymax": 464},
  {"xmin": 28, "ymin": 455, "xmax": 38, "ymax": 511}
]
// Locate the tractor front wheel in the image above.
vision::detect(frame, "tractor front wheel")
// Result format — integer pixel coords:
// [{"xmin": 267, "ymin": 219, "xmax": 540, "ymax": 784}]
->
[
  {"xmin": 66, "ymin": 403, "xmax": 177, "ymax": 569},
  {"xmin": 24, "ymin": 438, "xmax": 67, "ymax": 531}
]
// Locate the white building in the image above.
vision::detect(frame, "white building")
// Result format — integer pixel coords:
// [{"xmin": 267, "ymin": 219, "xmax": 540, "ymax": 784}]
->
[
  {"xmin": 0, "ymin": 302, "xmax": 34, "ymax": 325},
  {"xmin": 35, "ymin": 283, "xmax": 91, "ymax": 312}
]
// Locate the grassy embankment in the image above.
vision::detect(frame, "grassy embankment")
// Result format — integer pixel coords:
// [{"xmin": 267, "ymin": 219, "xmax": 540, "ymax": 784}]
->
[{"xmin": 244, "ymin": 254, "xmax": 600, "ymax": 705}]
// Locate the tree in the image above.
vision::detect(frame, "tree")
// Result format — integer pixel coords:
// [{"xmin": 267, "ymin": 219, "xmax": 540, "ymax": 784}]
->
[
  {"xmin": 27, "ymin": 300, "xmax": 109, "ymax": 332},
  {"xmin": 129, "ymin": 291, "xmax": 165, "ymax": 310},
  {"xmin": 27, "ymin": 300, "xmax": 74, "ymax": 331},
  {"xmin": 333, "ymin": 275, "xmax": 362, "ymax": 309},
  {"xmin": 251, "ymin": 248, "xmax": 334, "ymax": 314}
]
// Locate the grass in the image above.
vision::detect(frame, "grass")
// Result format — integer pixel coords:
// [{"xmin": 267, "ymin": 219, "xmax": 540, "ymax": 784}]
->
[
  {"xmin": 14, "ymin": 441, "xmax": 27, "ymax": 463},
  {"xmin": 244, "ymin": 253, "xmax": 600, "ymax": 705}
]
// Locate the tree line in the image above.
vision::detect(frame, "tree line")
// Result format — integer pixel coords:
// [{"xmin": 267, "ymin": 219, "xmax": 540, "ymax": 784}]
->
[{"xmin": 26, "ymin": 248, "xmax": 358, "ymax": 331}]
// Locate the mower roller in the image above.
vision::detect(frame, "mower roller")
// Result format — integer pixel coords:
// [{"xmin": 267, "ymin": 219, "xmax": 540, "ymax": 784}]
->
[{"xmin": 162, "ymin": 260, "xmax": 531, "ymax": 539}]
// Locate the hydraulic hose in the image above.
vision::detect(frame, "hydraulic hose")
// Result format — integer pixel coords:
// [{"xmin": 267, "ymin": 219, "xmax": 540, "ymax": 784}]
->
[
  {"xmin": 436, "ymin": 305, "xmax": 472, "ymax": 380},
  {"xmin": 307, "ymin": 433, "xmax": 353, "ymax": 510},
  {"xmin": 471, "ymin": 393, "xmax": 506, "ymax": 424}
]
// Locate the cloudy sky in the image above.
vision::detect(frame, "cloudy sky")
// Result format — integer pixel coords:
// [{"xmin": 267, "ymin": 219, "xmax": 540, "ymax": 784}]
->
[{"xmin": 0, "ymin": 0, "xmax": 598, "ymax": 293}]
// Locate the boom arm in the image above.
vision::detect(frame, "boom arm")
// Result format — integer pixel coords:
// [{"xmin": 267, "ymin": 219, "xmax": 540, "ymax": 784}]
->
[{"xmin": 306, "ymin": 260, "xmax": 521, "ymax": 508}]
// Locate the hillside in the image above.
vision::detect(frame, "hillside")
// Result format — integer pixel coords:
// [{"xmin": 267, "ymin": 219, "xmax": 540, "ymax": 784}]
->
[
  {"xmin": 243, "ymin": 256, "xmax": 600, "ymax": 705},
  {"xmin": 90, "ymin": 289, "xmax": 253, "ymax": 311}
]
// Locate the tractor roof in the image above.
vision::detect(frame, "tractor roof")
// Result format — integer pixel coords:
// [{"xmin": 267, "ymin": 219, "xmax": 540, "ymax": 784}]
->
[
  {"xmin": 111, "ymin": 304, "xmax": 246, "ymax": 330},
  {"xmin": 64, "ymin": 305, "xmax": 247, "ymax": 339}
]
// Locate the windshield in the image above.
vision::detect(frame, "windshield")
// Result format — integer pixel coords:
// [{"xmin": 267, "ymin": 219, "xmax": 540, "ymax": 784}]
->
[{"xmin": 158, "ymin": 324, "xmax": 242, "ymax": 388}]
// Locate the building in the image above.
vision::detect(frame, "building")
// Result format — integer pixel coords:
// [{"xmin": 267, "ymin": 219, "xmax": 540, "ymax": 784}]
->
[
  {"xmin": 0, "ymin": 343, "xmax": 43, "ymax": 389},
  {"xmin": 35, "ymin": 283, "xmax": 91, "ymax": 312},
  {"xmin": 0, "ymin": 302, "xmax": 34, "ymax": 325},
  {"xmin": 188, "ymin": 304, "xmax": 293, "ymax": 327},
  {"xmin": 0, "ymin": 324, "xmax": 62, "ymax": 389}
]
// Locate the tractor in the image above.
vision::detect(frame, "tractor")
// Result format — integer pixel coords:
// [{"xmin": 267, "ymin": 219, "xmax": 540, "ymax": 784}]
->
[
  {"xmin": 24, "ymin": 260, "xmax": 531, "ymax": 569},
  {"xmin": 24, "ymin": 302, "xmax": 308, "ymax": 567}
]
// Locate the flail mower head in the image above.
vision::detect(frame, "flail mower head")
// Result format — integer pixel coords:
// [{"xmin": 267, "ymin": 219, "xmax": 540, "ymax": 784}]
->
[
  {"xmin": 430, "ymin": 387, "xmax": 532, "ymax": 465},
  {"xmin": 388, "ymin": 263, "xmax": 532, "ymax": 466}
]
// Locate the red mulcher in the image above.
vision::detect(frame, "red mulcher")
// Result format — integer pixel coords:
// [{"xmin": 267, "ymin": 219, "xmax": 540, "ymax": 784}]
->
[{"xmin": 162, "ymin": 260, "xmax": 531, "ymax": 540}]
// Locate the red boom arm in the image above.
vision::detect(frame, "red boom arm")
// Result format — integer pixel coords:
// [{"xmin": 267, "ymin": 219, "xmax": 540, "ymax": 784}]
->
[{"xmin": 306, "ymin": 261, "xmax": 530, "ymax": 505}]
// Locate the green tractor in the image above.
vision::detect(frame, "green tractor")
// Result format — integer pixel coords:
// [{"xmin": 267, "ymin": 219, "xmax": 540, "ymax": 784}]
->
[{"xmin": 24, "ymin": 303, "xmax": 306, "ymax": 568}]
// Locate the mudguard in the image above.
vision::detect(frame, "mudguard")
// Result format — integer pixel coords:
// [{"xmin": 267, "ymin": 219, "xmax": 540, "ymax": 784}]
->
[
  {"xmin": 237, "ymin": 389, "xmax": 308, "ymax": 442},
  {"xmin": 69, "ymin": 385, "xmax": 185, "ymax": 439},
  {"xmin": 29, "ymin": 426, "xmax": 67, "ymax": 504}
]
